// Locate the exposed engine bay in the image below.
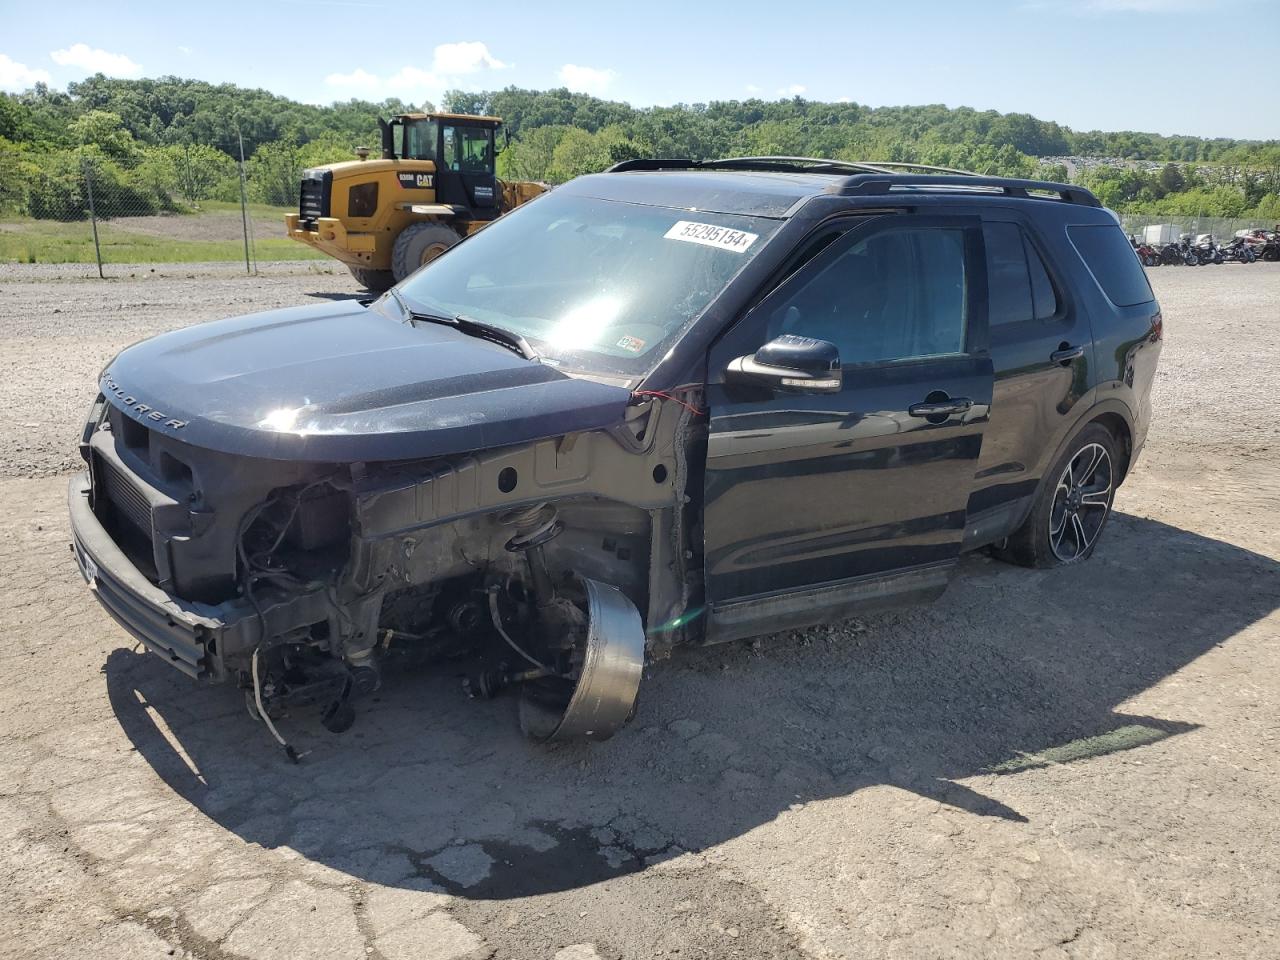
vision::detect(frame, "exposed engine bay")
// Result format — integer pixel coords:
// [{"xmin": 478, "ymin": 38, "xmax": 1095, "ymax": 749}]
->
[{"xmin": 72, "ymin": 390, "xmax": 703, "ymax": 755}]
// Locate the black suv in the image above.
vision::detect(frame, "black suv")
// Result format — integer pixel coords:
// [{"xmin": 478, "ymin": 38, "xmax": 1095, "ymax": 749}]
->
[{"xmin": 69, "ymin": 158, "xmax": 1162, "ymax": 747}]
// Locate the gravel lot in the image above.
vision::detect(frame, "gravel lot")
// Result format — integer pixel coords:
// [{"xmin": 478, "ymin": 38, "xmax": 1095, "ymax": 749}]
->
[{"xmin": 1, "ymin": 261, "xmax": 1277, "ymax": 960}]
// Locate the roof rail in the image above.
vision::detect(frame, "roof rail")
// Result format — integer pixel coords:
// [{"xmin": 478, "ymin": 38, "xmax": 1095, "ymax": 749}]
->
[
  {"xmin": 604, "ymin": 156, "xmax": 1100, "ymax": 207},
  {"xmin": 845, "ymin": 161, "xmax": 981, "ymax": 177},
  {"xmin": 833, "ymin": 173, "xmax": 1099, "ymax": 206},
  {"xmin": 607, "ymin": 156, "xmax": 891, "ymax": 176}
]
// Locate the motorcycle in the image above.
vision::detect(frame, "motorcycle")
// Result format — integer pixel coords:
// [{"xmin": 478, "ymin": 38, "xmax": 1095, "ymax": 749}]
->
[
  {"xmin": 1135, "ymin": 242, "xmax": 1160, "ymax": 267},
  {"xmin": 1194, "ymin": 234, "xmax": 1224, "ymax": 265},
  {"xmin": 1251, "ymin": 229, "xmax": 1280, "ymax": 262},
  {"xmin": 1159, "ymin": 238, "xmax": 1199, "ymax": 266},
  {"xmin": 1221, "ymin": 237, "xmax": 1257, "ymax": 264}
]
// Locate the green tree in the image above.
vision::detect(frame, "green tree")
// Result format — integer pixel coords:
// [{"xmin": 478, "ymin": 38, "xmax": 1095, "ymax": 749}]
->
[
  {"xmin": 549, "ymin": 127, "xmax": 613, "ymax": 182},
  {"xmin": 1158, "ymin": 163, "xmax": 1185, "ymax": 193},
  {"xmin": 497, "ymin": 125, "xmax": 565, "ymax": 182},
  {"xmin": 246, "ymin": 140, "xmax": 303, "ymax": 206},
  {"xmin": 68, "ymin": 110, "xmax": 140, "ymax": 162}
]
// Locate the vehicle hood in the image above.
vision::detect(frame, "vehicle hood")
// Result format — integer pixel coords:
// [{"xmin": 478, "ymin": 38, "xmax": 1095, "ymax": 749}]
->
[{"xmin": 100, "ymin": 300, "xmax": 632, "ymax": 462}]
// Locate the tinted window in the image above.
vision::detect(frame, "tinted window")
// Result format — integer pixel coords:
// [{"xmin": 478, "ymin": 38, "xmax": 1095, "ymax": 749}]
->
[
  {"xmin": 1025, "ymin": 234, "xmax": 1058, "ymax": 319},
  {"xmin": 983, "ymin": 222, "xmax": 1033, "ymax": 326},
  {"xmin": 1068, "ymin": 224, "xmax": 1154, "ymax": 306},
  {"xmin": 771, "ymin": 227, "xmax": 968, "ymax": 364}
]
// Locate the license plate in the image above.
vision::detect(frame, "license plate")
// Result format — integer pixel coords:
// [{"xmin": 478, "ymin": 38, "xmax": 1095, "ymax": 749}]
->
[{"xmin": 81, "ymin": 550, "xmax": 98, "ymax": 586}]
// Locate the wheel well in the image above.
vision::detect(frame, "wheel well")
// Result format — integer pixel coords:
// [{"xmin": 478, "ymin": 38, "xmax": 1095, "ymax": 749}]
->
[{"xmin": 1089, "ymin": 412, "xmax": 1133, "ymax": 482}]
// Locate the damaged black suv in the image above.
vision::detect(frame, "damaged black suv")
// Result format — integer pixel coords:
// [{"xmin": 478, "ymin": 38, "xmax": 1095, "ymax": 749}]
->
[{"xmin": 70, "ymin": 158, "xmax": 1162, "ymax": 748}]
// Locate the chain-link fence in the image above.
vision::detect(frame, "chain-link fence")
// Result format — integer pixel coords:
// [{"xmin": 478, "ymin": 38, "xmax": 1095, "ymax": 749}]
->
[
  {"xmin": 0, "ymin": 140, "xmax": 328, "ymax": 275},
  {"xmin": 1118, "ymin": 213, "xmax": 1277, "ymax": 243}
]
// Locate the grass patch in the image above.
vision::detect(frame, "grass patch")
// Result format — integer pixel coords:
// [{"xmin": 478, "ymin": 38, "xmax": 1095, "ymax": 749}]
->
[{"xmin": 0, "ymin": 216, "xmax": 328, "ymax": 264}]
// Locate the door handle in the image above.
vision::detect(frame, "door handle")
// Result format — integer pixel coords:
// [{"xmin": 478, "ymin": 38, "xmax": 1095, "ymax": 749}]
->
[
  {"xmin": 908, "ymin": 398, "xmax": 973, "ymax": 418},
  {"xmin": 1050, "ymin": 344, "xmax": 1085, "ymax": 365}
]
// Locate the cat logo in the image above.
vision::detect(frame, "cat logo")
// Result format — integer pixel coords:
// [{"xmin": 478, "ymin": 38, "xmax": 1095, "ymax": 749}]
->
[{"xmin": 397, "ymin": 172, "xmax": 434, "ymax": 189}]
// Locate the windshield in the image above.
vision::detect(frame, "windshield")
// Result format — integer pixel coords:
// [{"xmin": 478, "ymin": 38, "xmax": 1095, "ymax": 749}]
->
[
  {"xmin": 403, "ymin": 119, "xmax": 437, "ymax": 161},
  {"xmin": 396, "ymin": 191, "xmax": 780, "ymax": 376}
]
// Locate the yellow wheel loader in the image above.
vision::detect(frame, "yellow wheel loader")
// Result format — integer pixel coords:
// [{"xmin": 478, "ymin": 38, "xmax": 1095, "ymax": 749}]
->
[{"xmin": 284, "ymin": 113, "xmax": 547, "ymax": 291}]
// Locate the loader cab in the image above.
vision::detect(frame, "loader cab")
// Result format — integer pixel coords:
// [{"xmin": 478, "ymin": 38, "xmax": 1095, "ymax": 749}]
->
[{"xmin": 381, "ymin": 112, "xmax": 501, "ymax": 221}]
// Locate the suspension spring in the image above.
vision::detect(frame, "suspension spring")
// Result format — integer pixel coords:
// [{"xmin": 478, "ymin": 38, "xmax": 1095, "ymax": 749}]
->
[
  {"xmin": 499, "ymin": 503, "xmax": 562, "ymax": 553},
  {"xmin": 498, "ymin": 503, "xmax": 563, "ymax": 610}
]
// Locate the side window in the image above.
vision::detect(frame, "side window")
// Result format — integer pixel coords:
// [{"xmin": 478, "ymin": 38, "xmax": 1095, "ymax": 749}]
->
[
  {"xmin": 460, "ymin": 128, "xmax": 494, "ymax": 173},
  {"xmin": 983, "ymin": 222, "xmax": 1033, "ymax": 326},
  {"xmin": 770, "ymin": 226, "xmax": 968, "ymax": 365},
  {"xmin": 1068, "ymin": 224, "xmax": 1154, "ymax": 307},
  {"xmin": 1024, "ymin": 234, "xmax": 1058, "ymax": 319}
]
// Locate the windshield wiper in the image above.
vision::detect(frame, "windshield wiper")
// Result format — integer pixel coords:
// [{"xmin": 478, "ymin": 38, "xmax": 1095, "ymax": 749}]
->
[{"xmin": 389, "ymin": 288, "xmax": 539, "ymax": 361}]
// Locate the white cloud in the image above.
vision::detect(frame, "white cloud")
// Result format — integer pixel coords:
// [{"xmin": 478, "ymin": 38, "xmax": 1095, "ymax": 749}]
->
[
  {"xmin": 744, "ymin": 84, "xmax": 761, "ymax": 95},
  {"xmin": 777, "ymin": 83, "xmax": 806, "ymax": 97},
  {"xmin": 431, "ymin": 41, "xmax": 506, "ymax": 74},
  {"xmin": 50, "ymin": 43, "xmax": 142, "ymax": 77},
  {"xmin": 0, "ymin": 53, "xmax": 51, "ymax": 91},
  {"xmin": 177, "ymin": 45, "xmax": 192, "ymax": 55},
  {"xmin": 557, "ymin": 63, "xmax": 617, "ymax": 96},
  {"xmin": 324, "ymin": 67, "xmax": 383, "ymax": 93},
  {"xmin": 319, "ymin": 41, "xmax": 507, "ymax": 104},
  {"xmin": 385, "ymin": 65, "xmax": 447, "ymax": 101}
]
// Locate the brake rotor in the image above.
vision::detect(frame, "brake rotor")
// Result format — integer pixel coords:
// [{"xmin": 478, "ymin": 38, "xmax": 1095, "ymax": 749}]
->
[{"xmin": 519, "ymin": 577, "xmax": 645, "ymax": 742}]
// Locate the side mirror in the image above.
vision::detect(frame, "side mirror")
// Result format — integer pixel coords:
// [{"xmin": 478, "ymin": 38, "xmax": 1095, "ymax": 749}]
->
[{"xmin": 726, "ymin": 335, "xmax": 842, "ymax": 394}]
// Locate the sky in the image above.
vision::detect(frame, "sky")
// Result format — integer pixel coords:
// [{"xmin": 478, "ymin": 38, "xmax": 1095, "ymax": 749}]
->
[{"xmin": 3, "ymin": 0, "xmax": 1278, "ymax": 141}]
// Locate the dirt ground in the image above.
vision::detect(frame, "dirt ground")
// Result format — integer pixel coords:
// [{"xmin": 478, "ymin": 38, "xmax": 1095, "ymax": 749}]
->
[{"xmin": 0, "ymin": 261, "xmax": 1277, "ymax": 960}]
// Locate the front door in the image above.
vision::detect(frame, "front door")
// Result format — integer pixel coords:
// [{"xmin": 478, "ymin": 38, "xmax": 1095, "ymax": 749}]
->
[
  {"xmin": 437, "ymin": 124, "xmax": 499, "ymax": 219},
  {"xmin": 703, "ymin": 214, "xmax": 993, "ymax": 639}
]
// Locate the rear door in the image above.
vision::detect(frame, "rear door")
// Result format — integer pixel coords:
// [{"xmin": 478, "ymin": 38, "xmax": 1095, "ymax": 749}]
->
[
  {"xmin": 703, "ymin": 214, "xmax": 993, "ymax": 639},
  {"xmin": 964, "ymin": 218, "xmax": 1093, "ymax": 544}
]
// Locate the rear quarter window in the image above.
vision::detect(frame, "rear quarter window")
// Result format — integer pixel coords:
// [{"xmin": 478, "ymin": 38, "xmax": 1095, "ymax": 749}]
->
[{"xmin": 1068, "ymin": 224, "xmax": 1154, "ymax": 307}]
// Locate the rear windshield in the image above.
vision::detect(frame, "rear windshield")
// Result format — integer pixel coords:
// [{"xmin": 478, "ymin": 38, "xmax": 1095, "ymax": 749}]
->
[
  {"xmin": 396, "ymin": 191, "xmax": 780, "ymax": 376},
  {"xmin": 1068, "ymin": 224, "xmax": 1154, "ymax": 307}
]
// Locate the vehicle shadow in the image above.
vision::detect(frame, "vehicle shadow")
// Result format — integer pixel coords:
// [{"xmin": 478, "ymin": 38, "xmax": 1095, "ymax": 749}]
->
[{"xmin": 104, "ymin": 512, "xmax": 1277, "ymax": 900}]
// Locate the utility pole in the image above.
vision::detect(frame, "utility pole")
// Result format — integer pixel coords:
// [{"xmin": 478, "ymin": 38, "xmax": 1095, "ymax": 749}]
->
[
  {"xmin": 237, "ymin": 128, "xmax": 253, "ymax": 275},
  {"xmin": 82, "ymin": 154, "xmax": 104, "ymax": 279}
]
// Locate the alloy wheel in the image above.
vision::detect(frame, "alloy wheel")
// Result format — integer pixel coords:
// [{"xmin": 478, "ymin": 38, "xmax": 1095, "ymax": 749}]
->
[{"xmin": 1048, "ymin": 442, "xmax": 1113, "ymax": 562}]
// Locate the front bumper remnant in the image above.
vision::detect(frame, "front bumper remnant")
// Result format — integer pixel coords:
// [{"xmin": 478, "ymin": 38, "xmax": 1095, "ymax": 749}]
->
[{"xmin": 68, "ymin": 472, "xmax": 329, "ymax": 682}]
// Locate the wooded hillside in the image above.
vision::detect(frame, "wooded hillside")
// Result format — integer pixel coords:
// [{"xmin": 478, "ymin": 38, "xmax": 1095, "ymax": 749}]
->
[{"xmin": 2, "ymin": 75, "xmax": 1277, "ymax": 220}]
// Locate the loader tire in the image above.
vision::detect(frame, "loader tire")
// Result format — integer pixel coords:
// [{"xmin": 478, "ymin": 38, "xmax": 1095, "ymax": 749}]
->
[
  {"xmin": 391, "ymin": 222, "xmax": 461, "ymax": 282},
  {"xmin": 346, "ymin": 265, "xmax": 395, "ymax": 292}
]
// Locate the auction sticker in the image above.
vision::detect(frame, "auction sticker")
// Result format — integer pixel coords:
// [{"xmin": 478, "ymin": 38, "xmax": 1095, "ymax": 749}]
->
[
  {"xmin": 616, "ymin": 334, "xmax": 647, "ymax": 353},
  {"xmin": 664, "ymin": 220, "xmax": 758, "ymax": 253}
]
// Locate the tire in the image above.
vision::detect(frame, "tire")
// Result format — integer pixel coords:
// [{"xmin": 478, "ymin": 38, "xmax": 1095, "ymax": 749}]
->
[
  {"xmin": 346, "ymin": 264, "xmax": 395, "ymax": 292},
  {"xmin": 993, "ymin": 423, "xmax": 1119, "ymax": 569},
  {"xmin": 391, "ymin": 222, "xmax": 461, "ymax": 283}
]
